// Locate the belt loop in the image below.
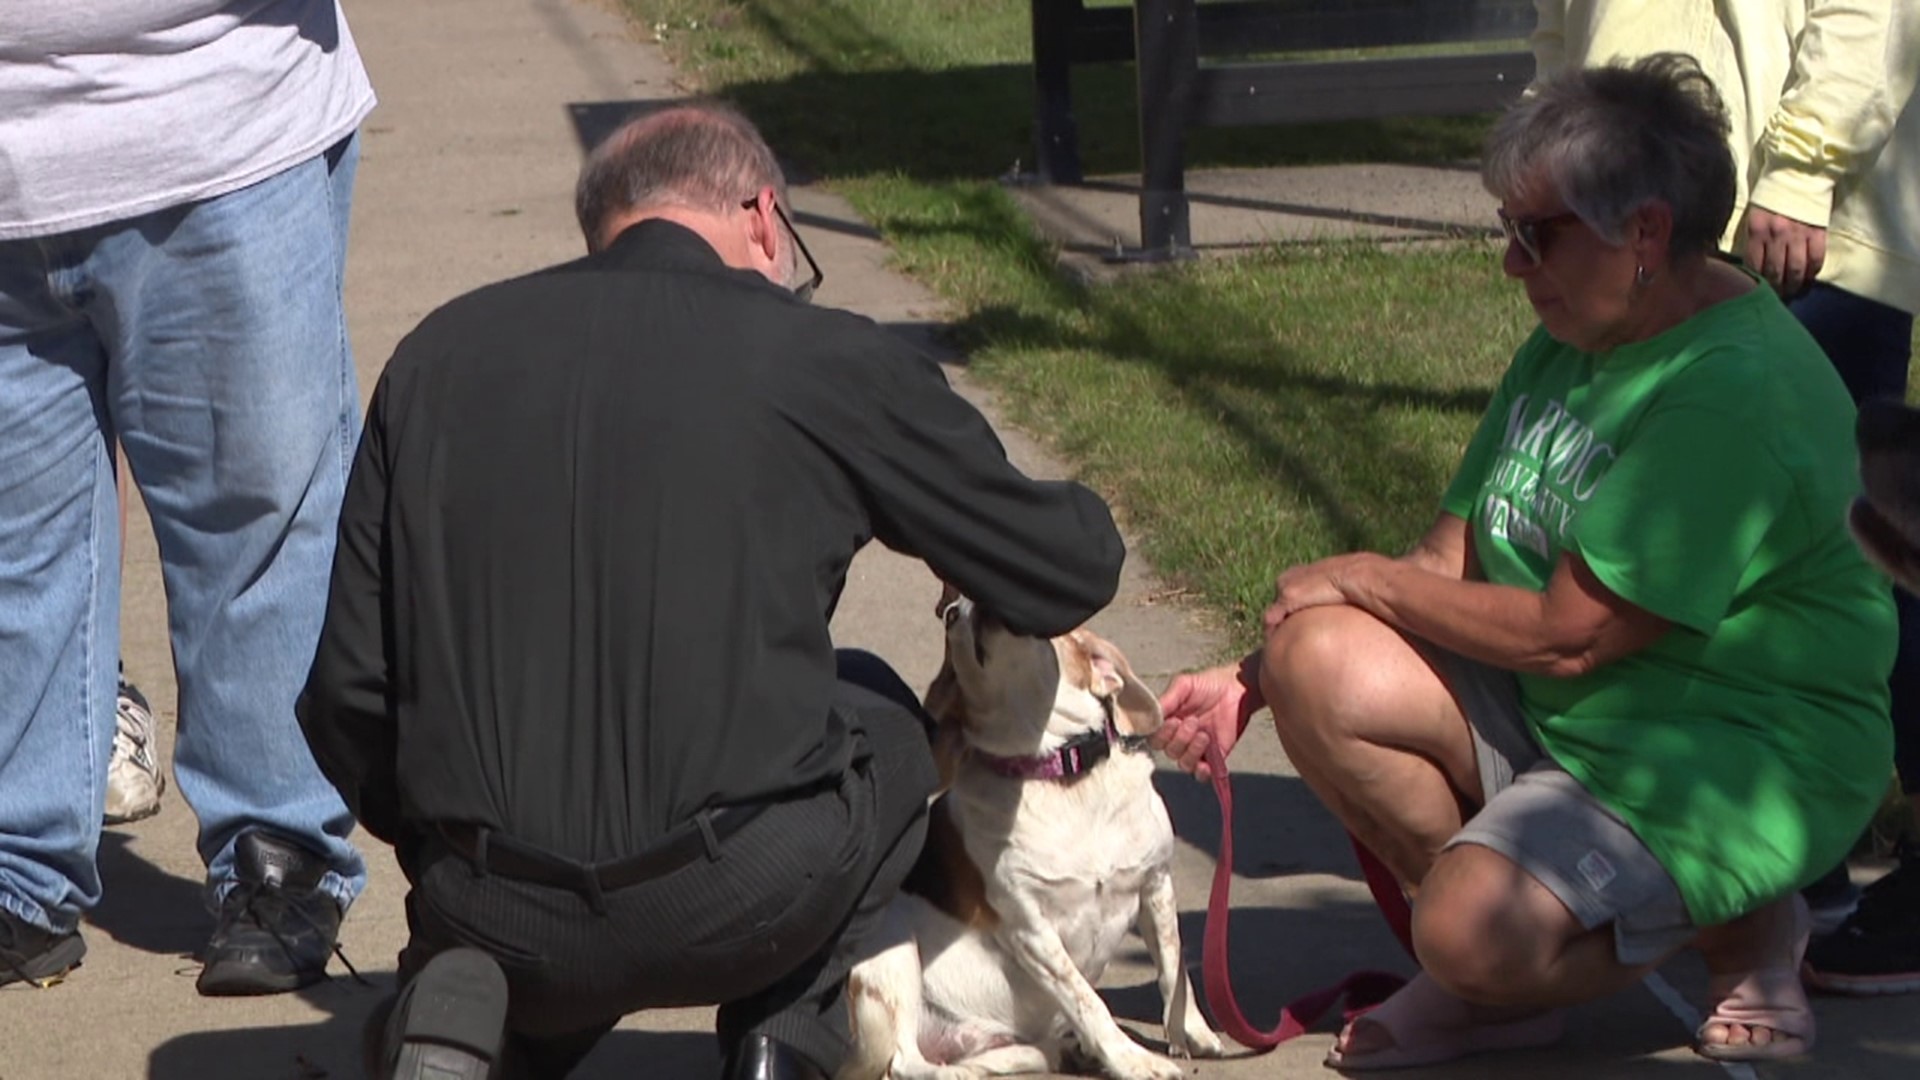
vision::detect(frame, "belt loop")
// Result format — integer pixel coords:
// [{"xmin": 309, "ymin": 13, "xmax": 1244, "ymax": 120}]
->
[
  {"xmin": 579, "ymin": 867, "xmax": 608, "ymax": 916},
  {"xmin": 697, "ymin": 810, "xmax": 721, "ymax": 861},
  {"xmin": 471, "ymin": 827, "xmax": 491, "ymax": 879}
]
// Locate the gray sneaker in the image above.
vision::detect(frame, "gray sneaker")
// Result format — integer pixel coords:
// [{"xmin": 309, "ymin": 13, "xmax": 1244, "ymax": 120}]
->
[{"xmin": 104, "ymin": 673, "xmax": 164, "ymax": 824}]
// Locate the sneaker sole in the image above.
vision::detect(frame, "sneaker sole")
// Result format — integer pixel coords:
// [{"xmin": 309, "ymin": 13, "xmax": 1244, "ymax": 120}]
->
[
  {"xmin": 391, "ymin": 948, "xmax": 509, "ymax": 1080},
  {"xmin": 1, "ymin": 931, "xmax": 86, "ymax": 988},
  {"xmin": 104, "ymin": 766, "xmax": 167, "ymax": 825},
  {"xmin": 103, "ymin": 797, "xmax": 164, "ymax": 826},
  {"xmin": 196, "ymin": 961, "xmax": 326, "ymax": 997},
  {"xmin": 392, "ymin": 1043, "xmax": 495, "ymax": 1080}
]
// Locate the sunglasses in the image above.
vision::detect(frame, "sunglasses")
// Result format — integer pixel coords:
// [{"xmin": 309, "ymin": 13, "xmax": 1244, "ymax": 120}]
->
[
  {"xmin": 741, "ymin": 195, "xmax": 824, "ymax": 302},
  {"xmin": 1497, "ymin": 208, "xmax": 1583, "ymax": 268}
]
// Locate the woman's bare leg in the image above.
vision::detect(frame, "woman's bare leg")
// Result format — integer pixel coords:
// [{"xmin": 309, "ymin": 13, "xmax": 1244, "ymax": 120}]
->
[{"xmin": 1258, "ymin": 606, "xmax": 1481, "ymax": 891}]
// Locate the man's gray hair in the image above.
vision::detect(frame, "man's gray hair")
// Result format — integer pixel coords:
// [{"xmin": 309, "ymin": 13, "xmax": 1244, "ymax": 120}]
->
[
  {"xmin": 1482, "ymin": 52, "xmax": 1736, "ymax": 258},
  {"xmin": 574, "ymin": 100, "xmax": 788, "ymax": 243}
]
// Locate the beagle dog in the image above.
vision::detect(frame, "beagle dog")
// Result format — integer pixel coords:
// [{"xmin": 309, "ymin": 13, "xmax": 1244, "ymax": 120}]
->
[{"xmin": 839, "ymin": 595, "xmax": 1223, "ymax": 1079}]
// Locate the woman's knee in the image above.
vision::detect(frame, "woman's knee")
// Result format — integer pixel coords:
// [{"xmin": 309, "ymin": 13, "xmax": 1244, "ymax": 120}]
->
[
  {"xmin": 1413, "ymin": 846, "xmax": 1575, "ymax": 1005},
  {"xmin": 1258, "ymin": 608, "xmax": 1412, "ymax": 750},
  {"xmin": 1262, "ymin": 610, "xmax": 1367, "ymax": 719}
]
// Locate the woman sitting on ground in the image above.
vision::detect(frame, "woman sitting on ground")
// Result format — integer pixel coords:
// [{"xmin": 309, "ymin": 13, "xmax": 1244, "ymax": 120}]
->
[{"xmin": 1153, "ymin": 52, "xmax": 1894, "ymax": 1069}]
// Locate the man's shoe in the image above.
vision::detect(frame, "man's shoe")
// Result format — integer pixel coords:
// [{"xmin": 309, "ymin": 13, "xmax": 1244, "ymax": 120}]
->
[
  {"xmin": 0, "ymin": 908, "xmax": 86, "ymax": 988},
  {"xmin": 377, "ymin": 948, "xmax": 510, "ymax": 1080},
  {"xmin": 1804, "ymin": 845, "xmax": 1920, "ymax": 995},
  {"xmin": 104, "ymin": 671, "xmax": 165, "ymax": 824},
  {"xmin": 196, "ymin": 830, "xmax": 343, "ymax": 996},
  {"xmin": 724, "ymin": 1034, "xmax": 827, "ymax": 1080}
]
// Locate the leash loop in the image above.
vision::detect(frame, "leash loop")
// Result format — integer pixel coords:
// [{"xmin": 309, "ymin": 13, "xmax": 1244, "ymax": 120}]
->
[{"xmin": 1198, "ymin": 742, "xmax": 1414, "ymax": 1050}]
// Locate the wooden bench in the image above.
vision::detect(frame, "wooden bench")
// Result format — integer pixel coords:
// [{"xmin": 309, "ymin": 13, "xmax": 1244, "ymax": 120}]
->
[{"xmin": 1029, "ymin": 0, "xmax": 1536, "ymax": 256}]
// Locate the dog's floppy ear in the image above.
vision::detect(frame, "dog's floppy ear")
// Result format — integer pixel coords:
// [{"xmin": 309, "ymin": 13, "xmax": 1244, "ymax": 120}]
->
[{"xmin": 1082, "ymin": 631, "xmax": 1163, "ymax": 736}]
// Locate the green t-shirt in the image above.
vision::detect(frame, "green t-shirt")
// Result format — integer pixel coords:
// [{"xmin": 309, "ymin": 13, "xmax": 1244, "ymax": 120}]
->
[{"xmin": 1441, "ymin": 283, "xmax": 1895, "ymax": 926}]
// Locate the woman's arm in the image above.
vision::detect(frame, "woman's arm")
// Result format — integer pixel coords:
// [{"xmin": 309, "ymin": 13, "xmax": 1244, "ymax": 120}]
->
[
  {"xmin": 1266, "ymin": 541, "xmax": 1670, "ymax": 678},
  {"xmin": 1397, "ymin": 511, "xmax": 1477, "ymax": 581}
]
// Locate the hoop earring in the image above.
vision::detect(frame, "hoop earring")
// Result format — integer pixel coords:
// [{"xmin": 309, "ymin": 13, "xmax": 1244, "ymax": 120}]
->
[{"xmin": 1635, "ymin": 264, "xmax": 1655, "ymax": 287}]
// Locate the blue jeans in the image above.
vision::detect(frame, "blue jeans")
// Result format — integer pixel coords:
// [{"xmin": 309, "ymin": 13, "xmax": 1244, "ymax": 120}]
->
[
  {"xmin": 1790, "ymin": 282, "xmax": 1919, "ymax": 792},
  {"xmin": 0, "ymin": 137, "xmax": 368, "ymax": 933}
]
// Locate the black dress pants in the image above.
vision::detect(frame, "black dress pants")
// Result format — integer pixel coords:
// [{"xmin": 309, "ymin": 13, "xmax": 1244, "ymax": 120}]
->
[{"xmin": 390, "ymin": 650, "xmax": 937, "ymax": 1078}]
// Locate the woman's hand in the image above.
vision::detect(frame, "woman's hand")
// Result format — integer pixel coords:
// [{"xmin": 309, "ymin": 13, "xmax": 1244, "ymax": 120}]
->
[
  {"xmin": 1745, "ymin": 206, "xmax": 1827, "ymax": 299},
  {"xmin": 1152, "ymin": 658, "xmax": 1263, "ymax": 782},
  {"xmin": 1263, "ymin": 552, "xmax": 1389, "ymax": 638}
]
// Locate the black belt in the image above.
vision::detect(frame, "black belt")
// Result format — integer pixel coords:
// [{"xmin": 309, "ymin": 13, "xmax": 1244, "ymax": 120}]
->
[{"xmin": 436, "ymin": 801, "xmax": 771, "ymax": 911}]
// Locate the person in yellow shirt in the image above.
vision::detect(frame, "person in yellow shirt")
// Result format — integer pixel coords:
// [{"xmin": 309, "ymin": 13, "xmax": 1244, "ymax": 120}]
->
[{"xmin": 1535, "ymin": 0, "xmax": 1920, "ymax": 998}]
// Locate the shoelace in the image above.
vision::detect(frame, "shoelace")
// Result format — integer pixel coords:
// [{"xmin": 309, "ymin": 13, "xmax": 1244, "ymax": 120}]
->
[
  {"xmin": 224, "ymin": 881, "xmax": 370, "ymax": 986},
  {"xmin": 112, "ymin": 692, "xmax": 156, "ymax": 766}
]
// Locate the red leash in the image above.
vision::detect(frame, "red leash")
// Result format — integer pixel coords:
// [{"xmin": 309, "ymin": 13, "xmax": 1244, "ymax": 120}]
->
[{"xmin": 1199, "ymin": 742, "xmax": 1413, "ymax": 1050}]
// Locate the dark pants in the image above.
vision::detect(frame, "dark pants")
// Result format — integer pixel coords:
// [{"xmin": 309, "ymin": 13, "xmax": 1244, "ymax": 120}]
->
[
  {"xmin": 387, "ymin": 650, "xmax": 938, "ymax": 1078},
  {"xmin": 1791, "ymin": 283, "xmax": 1919, "ymax": 793}
]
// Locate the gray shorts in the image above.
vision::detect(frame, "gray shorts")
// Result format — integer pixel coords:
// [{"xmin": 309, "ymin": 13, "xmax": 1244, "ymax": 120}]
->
[{"xmin": 1421, "ymin": 644, "xmax": 1697, "ymax": 965}]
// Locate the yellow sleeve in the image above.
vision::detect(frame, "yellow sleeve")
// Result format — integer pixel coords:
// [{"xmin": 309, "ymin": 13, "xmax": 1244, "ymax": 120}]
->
[{"xmin": 1751, "ymin": 0, "xmax": 1920, "ymax": 227}]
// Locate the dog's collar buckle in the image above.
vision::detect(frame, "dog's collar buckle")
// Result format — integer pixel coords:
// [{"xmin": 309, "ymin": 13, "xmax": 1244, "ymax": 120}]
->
[{"xmin": 977, "ymin": 727, "xmax": 1111, "ymax": 782}]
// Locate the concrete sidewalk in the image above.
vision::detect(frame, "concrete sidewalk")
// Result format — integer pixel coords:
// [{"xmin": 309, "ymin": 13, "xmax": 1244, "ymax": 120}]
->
[{"xmin": 3, "ymin": 0, "xmax": 1911, "ymax": 1077}]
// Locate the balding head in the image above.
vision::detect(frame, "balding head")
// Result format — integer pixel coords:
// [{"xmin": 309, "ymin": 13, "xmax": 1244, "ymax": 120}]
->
[{"xmin": 574, "ymin": 101, "xmax": 789, "ymax": 252}]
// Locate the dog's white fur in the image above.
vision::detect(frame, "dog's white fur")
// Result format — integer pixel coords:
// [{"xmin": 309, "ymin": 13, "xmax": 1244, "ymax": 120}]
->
[{"xmin": 839, "ymin": 599, "xmax": 1223, "ymax": 1080}]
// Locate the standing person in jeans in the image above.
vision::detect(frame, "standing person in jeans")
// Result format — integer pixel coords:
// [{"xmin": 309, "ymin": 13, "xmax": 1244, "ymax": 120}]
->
[
  {"xmin": 1533, "ymin": 0, "xmax": 1920, "ymax": 995},
  {"xmin": 299, "ymin": 102, "xmax": 1127, "ymax": 1080},
  {"xmin": 0, "ymin": 1, "xmax": 374, "ymax": 994}
]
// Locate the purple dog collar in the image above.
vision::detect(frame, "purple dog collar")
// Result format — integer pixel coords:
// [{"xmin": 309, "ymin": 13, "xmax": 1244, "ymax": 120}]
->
[{"xmin": 973, "ymin": 714, "xmax": 1145, "ymax": 781}]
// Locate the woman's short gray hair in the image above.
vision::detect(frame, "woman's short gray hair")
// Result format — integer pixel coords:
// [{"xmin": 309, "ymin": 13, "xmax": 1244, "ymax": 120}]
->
[
  {"xmin": 1482, "ymin": 52, "xmax": 1736, "ymax": 258},
  {"xmin": 574, "ymin": 100, "xmax": 788, "ymax": 242}
]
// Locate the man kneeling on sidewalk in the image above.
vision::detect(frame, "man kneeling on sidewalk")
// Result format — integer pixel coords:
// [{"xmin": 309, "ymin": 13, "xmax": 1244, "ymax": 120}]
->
[{"xmin": 296, "ymin": 101, "xmax": 1126, "ymax": 1080}]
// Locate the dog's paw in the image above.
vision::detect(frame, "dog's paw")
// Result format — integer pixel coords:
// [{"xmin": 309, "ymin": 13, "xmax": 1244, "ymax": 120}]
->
[
  {"xmin": 1167, "ymin": 1023, "xmax": 1226, "ymax": 1059},
  {"xmin": 1102, "ymin": 1043, "xmax": 1187, "ymax": 1080}
]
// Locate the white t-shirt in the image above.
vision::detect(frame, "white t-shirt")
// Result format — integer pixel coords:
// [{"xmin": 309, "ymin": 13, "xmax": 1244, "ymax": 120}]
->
[{"xmin": 0, "ymin": 1, "xmax": 376, "ymax": 239}]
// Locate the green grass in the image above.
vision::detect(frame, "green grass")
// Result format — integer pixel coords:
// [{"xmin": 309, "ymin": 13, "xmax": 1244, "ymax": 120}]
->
[
  {"xmin": 631, "ymin": 0, "xmax": 1919, "ymax": 851},
  {"xmin": 626, "ymin": 0, "xmax": 1536, "ymax": 646},
  {"xmin": 626, "ymin": 1, "xmax": 1920, "ymax": 656}
]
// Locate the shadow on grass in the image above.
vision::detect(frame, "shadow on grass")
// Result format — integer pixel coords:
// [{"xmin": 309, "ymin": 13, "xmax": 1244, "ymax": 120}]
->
[
  {"xmin": 643, "ymin": 0, "xmax": 1497, "ymax": 181},
  {"xmin": 578, "ymin": 7, "xmax": 1514, "ymax": 621},
  {"xmin": 567, "ymin": 66, "xmax": 1492, "ymax": 184}
]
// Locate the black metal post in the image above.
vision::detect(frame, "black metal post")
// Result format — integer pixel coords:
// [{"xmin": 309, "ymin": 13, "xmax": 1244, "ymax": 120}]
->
[
  {"xmin": 1030, "ymin": 0, "xmax": 1084, "ymax": 183},
  {"xmin": 1134, "ymin": 0, "xmax": 1196, "ymax": 256}
]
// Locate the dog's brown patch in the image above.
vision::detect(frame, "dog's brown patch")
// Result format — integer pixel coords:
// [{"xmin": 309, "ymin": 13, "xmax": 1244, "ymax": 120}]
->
[{"xmin": 900, "ymin": 799, "xmax": 999, "ymax": 930}]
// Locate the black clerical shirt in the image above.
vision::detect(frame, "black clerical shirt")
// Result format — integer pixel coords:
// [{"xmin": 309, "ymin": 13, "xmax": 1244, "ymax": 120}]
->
[{"xmin": 297, "ymin": 221, "xmax": 1124, "ymax": 864}]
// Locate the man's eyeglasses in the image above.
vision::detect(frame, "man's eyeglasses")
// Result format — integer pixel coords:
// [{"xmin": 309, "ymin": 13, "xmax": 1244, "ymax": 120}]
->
[
  {"xmin": 742, "ymin": 195, "xmax": 824, "ymax": 302},
  {"xmin": 1497, "ymin": 208, "xmax": 1583, "ymax": 268}
]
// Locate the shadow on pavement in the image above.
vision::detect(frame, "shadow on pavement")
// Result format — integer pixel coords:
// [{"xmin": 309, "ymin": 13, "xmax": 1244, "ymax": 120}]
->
[
  {"xmin": 147, "ymin": 974, "xmax": 394, "ymax": 1080},
  {"xmin": 1158, "ymin": 768, "xmax": 1366, "ymax": 881},
  {"xmin": 91, "ymin": 830, "xmax": 209, "ymax": 958},
  {"xmin": 148, "ymin": 979, "xmax": 718, "ymax": 1080}
]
